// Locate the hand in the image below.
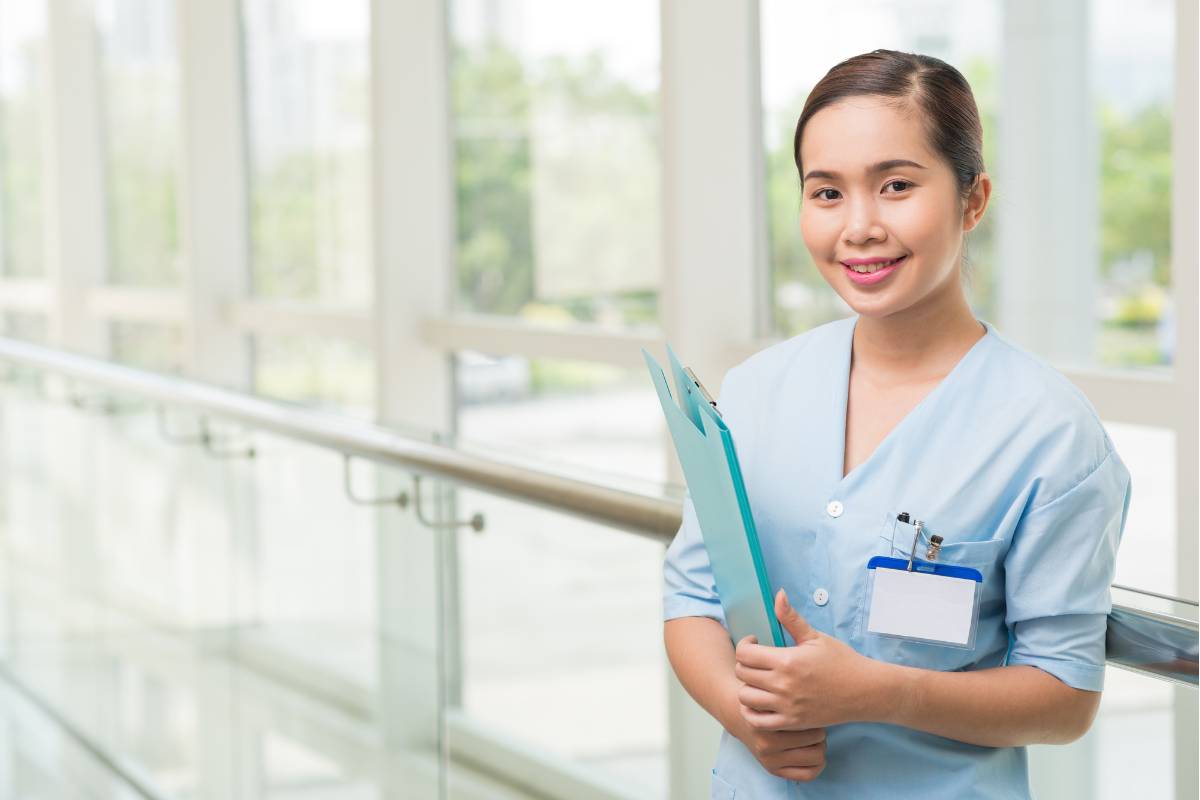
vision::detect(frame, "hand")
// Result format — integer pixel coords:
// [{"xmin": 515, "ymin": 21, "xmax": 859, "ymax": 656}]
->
[
  {"xmin": 735, "ymin": 588, "xmax": 882, "ymax": 731},
  {"xmin": 729, "ymin": 718, "xmax": 827, "ymax": 783}
]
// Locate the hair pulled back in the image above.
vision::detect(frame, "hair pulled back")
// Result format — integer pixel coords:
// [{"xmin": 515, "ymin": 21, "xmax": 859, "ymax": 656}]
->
[{"xmin": 793, "ymin": 49, "xmax": 985, "ymax": 208}]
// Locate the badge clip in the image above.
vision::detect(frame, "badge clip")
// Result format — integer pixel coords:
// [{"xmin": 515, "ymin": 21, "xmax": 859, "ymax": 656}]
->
[
  {"xmin": 905, "ymin": 519, "xmax": 925, "ymax": 571},
  {"xmin": 926, "ymin": 534, "xmax": 944, "ymax": 561}
]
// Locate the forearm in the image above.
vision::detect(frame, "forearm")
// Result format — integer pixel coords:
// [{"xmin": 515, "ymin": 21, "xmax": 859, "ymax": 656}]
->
[
  {"xmin": 663, "ymin": 616, "xmax": 743, "ymax": 732},
  {"xmin": 863, "ymin": 660, "xmax": 1101, "ymax": 748}
]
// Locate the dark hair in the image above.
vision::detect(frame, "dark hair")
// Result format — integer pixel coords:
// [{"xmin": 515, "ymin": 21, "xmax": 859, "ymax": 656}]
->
[{"xmin": 793, "ymin": 49, "xmax": 985, "ymax": 210}]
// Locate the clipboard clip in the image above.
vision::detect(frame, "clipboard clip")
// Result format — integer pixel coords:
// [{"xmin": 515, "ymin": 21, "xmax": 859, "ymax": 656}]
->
[{"xmin": 683, "ymin": 367, "xmax": 720, "ymax": 417}]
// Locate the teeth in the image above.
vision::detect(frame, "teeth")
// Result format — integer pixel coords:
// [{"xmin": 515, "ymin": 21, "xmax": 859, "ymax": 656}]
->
[{"xmin": 847, "ymin": 257, "xmax": 902, "ymax": 274}]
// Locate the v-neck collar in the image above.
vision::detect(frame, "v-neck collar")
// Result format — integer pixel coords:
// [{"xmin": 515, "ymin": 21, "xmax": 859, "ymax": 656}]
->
[{"xmin": 833, "ymin": 315, "xmax": 994, "ymax": 486}]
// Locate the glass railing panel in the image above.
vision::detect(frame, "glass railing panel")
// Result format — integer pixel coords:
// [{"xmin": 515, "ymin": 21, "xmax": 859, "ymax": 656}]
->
[
  {"xmin": 1029, "ymin": 665, "xmax": 1177, "ymax": 799},
  {"xmin": 454, "ymin": 352, "xmax": 671, "ymax": 492},
  {"xmin": 0, "ymin": 379, "xmax": 420, "ymax": 798},
  {"xmin": 0, "ymin": 677, "xmax": 145, "ymax": 800},
  {"xmin": 1028, "ymin": 587, "xmax": 1196, "ymax": 799},
  {"xmin": 447, "ymin": 481, "xmax": 668, "ymax": 799},
  {"xmin": 234, "ymin": 430, "xmax": 379, "ymax": 702},
  {"xmin": 1105, "ymin": 421, "xmax": 1178, "ymax": 595}
]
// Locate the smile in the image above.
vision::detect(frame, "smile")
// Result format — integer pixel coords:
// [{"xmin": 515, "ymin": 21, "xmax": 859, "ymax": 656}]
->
[{"xmin": 842, "ymin": 255, "xmax": 907, "ymax": 285}]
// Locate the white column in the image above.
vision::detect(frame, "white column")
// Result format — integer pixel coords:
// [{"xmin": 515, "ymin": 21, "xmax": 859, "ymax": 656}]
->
[
  {"xmin": 370, "ymin": 0, "xmax": 456, "ymax": 792},
  {"xmin": 176, "ymin": 5, "xmax": 255, "ymax": 796},
  {"xmin": 176, "ymin": 0, "xmax": 251, "ymax": 387},
  {"xmin": 998, "ymin": 0, "xmax": 1096, "ymax": 366},
  {"xmin": 660, "ymin": 1, "xmax": 765, "ymax": 797},
  {"xmin": 1170, "ymin": 0, "xmax": 1198, "ymax": 796},
  {"xmin": 43, "ymin": 0, "xmax": 108, "ymax": 353},
  {"xmin": 1003, "ymin": 7, "xmax": 1101, "ymax": 797}
]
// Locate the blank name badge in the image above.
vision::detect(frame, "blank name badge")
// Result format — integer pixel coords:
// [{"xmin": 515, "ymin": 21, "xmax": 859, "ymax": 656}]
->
[{"xmin": 864, "ymin": 556, "xmax": 983, "ymax": 649}]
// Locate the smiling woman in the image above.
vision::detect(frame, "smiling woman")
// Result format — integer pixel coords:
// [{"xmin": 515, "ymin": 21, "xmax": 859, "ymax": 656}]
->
[{"xmin": 661, "ymin": 49, "xmax": 1132, "ymax": 800}]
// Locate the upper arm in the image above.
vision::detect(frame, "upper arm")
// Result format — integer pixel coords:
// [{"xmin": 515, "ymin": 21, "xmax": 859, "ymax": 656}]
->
[
  {"xmin": 663, "ymin": 493, "xmax": 727, "ymax": 625},
  {"xmin": 1003, "ymin": 447, "xmax": 1132, "ymax": 693}
]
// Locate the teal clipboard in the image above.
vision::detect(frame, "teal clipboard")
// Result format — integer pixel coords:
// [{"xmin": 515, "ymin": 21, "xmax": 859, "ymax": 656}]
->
[{"xmin": 644, "ymin": 345, "xmax": 786, "ymax": 647}]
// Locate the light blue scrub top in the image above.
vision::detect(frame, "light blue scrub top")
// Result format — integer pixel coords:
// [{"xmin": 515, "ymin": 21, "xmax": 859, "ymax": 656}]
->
[{"xmin": 663, "ymin": 315, "xmax": 1132, "ymax": 800}]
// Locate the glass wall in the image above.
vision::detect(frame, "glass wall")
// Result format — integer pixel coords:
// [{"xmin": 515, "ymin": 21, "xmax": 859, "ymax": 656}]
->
[
  {"xmin": 242, "ymin": 0, "xmax": 371, "ymax": 306},
  {"xmin": 450, "ymin": 0, "xmax": 661, "ymax": 330},
  {"xmin": 242, "ymin": 0, "xmax": 375, "ymax": 418},
  {"xmin": 446, "ymin": 7, "xmax": 669, "ymax": 796},
  {"xmin": 109, "ymin": 321, "xmax": 184, "ymax": 373},
  {"xmin": 1091, "ymin": 0, "xmax": 1174, "ymax": 368},
  {"xmin": 253, "ymin": 333, "xmax": 374, "ymax": 419},
  {"xmin": 0, "ymin": 0, "xmax": 47, "ymax": 280},
  {"xmin": 455, "ymin": 351, "xmax": 666, "ymax": 487},
  {"xmin": 96, "ymin": 0, "xmax": 182, "ymax": 288}
]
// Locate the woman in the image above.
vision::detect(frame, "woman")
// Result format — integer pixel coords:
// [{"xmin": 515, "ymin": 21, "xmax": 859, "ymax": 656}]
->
[{"xmin": 662, "ymin": 49, "xmax": 1131, "ymax": 799}]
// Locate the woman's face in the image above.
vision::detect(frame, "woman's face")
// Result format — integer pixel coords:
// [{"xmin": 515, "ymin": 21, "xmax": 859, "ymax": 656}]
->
[{"xmin": 798, "ymin": 95, "xmax": 988, "ymax": 320}]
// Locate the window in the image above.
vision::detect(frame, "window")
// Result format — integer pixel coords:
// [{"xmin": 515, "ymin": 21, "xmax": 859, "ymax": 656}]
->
[
  {"xmin": 1091, "ymin": 0, "xmax": 1174, "ymax": 368},
  {"xmin": 242, "ymin": 0, "xmax": 371, "ymax": 305},
  {"xmin": 0, "ymin": 0, "xmax": 47, "ymax": 279},
  {"xmin": 450, "ymin": 0, "xmax": 661, "ymax": 330},
  {"xmin": 96, "ymin": 0, "xmax": 182, "ymax": 287},
  {"xmin": 110, "ymin": 321, "xmax": 183, "ymax": 373}
]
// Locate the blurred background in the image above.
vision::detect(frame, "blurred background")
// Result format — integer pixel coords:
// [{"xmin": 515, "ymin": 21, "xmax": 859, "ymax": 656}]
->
[{"xmin": 0, "ymin": 0, "xmax": 1195, "ymax": 798}]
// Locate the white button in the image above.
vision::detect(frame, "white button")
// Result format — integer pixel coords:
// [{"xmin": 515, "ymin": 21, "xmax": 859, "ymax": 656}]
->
[
  {"xmin": 826, "ymin": 500, "xmax": 844, "ymax": 518},
  {"xmin": 813, "ymin": 588, "xmax": 830, "ymax": 606}
]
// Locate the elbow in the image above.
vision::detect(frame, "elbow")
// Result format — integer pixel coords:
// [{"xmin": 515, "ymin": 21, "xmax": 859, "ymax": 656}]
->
[{"xmin": 1046, "ymin": 687, "xmax": 1102, "ymax": 745}]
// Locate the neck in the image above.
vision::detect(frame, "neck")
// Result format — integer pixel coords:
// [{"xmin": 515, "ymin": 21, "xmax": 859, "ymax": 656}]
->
[{"xmin": 852, "ymin": 281, "xmax": 984, "ymax": 385}]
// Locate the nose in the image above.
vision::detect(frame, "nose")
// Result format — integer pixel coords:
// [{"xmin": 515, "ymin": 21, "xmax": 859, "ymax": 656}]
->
[{"xmin": 842, "ymin": 194, "xmax": 886, "ymax": 246}]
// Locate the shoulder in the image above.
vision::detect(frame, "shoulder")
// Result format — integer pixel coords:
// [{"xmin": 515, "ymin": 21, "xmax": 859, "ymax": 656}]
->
[
  {"xmin": 719, "ymin": 315, "xmax": 852, "ymax": 403},
  {"xmin": 977, "ymin": 325, "xmax": 1123, "ymax": 505}
]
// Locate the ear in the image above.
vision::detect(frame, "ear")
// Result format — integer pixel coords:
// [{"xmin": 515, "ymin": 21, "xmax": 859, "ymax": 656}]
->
[{"xmin": 962, "ymin": 173, "xmax": 991, "ymax": 233}]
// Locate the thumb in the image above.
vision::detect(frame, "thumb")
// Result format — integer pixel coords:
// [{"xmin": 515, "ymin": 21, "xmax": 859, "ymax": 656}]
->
[{"xmin": 775, "ymin": 588, "xmax": 819, "ymax": 644}]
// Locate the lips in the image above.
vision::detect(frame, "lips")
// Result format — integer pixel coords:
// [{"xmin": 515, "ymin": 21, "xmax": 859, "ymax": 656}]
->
[
  {"xmin": 841, "ymin": 256, "xmax": 906, "ymax": 268},
  {"xmin": 842, "ymin": 255, "xmax": 907, "ymax": 286}
]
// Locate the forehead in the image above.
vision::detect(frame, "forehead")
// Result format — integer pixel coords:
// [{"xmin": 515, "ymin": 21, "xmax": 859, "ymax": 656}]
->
[{"xmin": 800, "ymin": 97, "xmax": 936, "ymax": 173}]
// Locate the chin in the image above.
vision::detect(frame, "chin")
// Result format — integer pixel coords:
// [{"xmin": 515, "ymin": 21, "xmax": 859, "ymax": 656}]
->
[{"xmin": 832, "ymin": 287, "xmax": 903, "ymax": 319}]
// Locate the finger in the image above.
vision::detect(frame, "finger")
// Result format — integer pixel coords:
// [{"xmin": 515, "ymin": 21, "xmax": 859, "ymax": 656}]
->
[
  {"xmin": 734, "ymin": 640, "xmax": 778, "ymax": 670},
  {"xmin": 775, "ymin": 588, "xmax": 820, "ymax": 644},
  {"xmin": 770, "ymin": 727, "xmax": 827, "ymax": 750},
  {"xmin": 739, "ymin": 703, "xmax": 793, "ymax": 732},
  {"xmin": 769, "ymin": 739, "xmax": 826, "ymax": 765},
  {"xmin": 733, "ymin": 659, "xmax": 776, "ymax": 690},
  {"xmin": 737, "ymin": 684, "xmax": 782, "ymax": 712},
  {"xmin": 773, "ymin": 764, "xmax": 824, "ymax": 783},
  {"xmin": 734, "ymin": 635, "xmax": 758, "ymax": 659}
]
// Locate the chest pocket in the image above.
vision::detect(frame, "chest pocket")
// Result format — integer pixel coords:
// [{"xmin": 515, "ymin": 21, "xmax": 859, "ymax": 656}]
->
[{"xmin": 862, "ymin": 511, "xmax": 1007, "ymax": 668}]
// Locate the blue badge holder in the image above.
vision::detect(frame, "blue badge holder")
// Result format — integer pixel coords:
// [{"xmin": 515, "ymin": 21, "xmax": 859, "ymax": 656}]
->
[{"xmin": 863, "ymin": 556, "xmax": 984, "ymax": 650}]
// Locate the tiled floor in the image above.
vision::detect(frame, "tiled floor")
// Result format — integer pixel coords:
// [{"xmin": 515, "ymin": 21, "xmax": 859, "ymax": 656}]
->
[{"xmin": 0, "ymin": 562, "xmax": 551, "ymax": 800}]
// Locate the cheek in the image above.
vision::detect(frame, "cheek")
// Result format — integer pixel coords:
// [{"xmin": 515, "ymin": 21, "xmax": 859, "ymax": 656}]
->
[
  {"xmin": 890, "ymin": 196, "xmax": 956, "ymax": 254},
  {"xmin": 799, "ymin": 207, "xmax": 837, "ymax": 257}
]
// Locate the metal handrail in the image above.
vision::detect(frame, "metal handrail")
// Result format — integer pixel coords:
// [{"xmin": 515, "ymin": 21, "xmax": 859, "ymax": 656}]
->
[
  {"xmin": 0, "ymin": 337, "xmax": 1196, "ymax": 688},
  {"xmin": 0, "ymin": 338, "xmax": 681, "ymax": 541}
]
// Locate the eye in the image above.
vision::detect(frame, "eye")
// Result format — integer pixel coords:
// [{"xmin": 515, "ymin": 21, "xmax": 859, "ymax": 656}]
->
[
  {"xmin": 812, "ymin": 188, "xmax": 840, "ymax": 201},
  {"xmin": 884, "ymin": 180, "xmax": 912, "ymax": 193}
]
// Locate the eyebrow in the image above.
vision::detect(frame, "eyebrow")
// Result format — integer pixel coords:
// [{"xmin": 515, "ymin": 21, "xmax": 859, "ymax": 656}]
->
[{"xmin": 802, "ymin": 159, "xmax": 927, "ymax": 184}]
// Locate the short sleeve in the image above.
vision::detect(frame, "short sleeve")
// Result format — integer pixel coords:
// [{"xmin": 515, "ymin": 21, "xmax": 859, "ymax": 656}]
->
[
  {"xmin": 663, "ymin": 492, "xmax": 728, "ymax": 627},
  {"xmin": 1003, "ymin": 447, "xmax": 1132, "ymax": 691}
]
